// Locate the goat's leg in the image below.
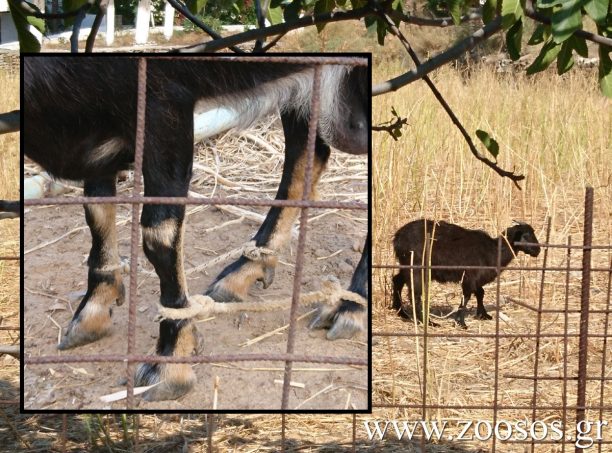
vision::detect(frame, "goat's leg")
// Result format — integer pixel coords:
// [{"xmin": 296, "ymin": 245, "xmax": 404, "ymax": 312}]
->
[
  {"xmin": 309, "ymin": 236, "xmax": 368, "ymax": 340},
  {"xmin": 474, "ymin": 287, "xmax": 492, "ymax": 320},
  {"xmin": 134, "ymin": 110, "xmax": 200, "ymax": 401},
  {"xmin": 391, "ymin": 271, "xmax": 404, "ymax": 311},
  {"xmin": 205, "ymin": 111, "xmax": 329, "ymax": 302},
  {"xmin": 59, "ymin": 178, "xmax": 125, "ymax": 350},
  {"xmin": 452, "ymin": 285, "xmax": 472, "ymax": 329}
]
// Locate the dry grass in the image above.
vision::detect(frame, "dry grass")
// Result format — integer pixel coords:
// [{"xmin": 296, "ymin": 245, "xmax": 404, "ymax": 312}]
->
[{"xmin": 0, "ymin": 68, "xmax": 21, "ymax": 448}]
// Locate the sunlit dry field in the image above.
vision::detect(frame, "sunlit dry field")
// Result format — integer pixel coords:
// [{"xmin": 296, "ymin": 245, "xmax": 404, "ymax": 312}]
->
[{"xmin": 372, "ymin": 60, "xmax": 611, "ymax": 451}]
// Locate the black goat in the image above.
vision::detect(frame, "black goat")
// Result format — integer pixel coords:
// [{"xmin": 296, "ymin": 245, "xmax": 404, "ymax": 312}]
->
[
  {"xmin": 392, "ymin": 219, "xmax": 540, "ymax": 328},
  {"xmin": 24, "ymin": 55, "xmax": 369, "ymax": 402}
]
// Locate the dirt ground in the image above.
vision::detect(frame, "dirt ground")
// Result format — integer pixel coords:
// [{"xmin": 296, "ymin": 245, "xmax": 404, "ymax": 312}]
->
[{"xmin": 23, "ymin": 119, "xmax": 368, "ymax": 411}]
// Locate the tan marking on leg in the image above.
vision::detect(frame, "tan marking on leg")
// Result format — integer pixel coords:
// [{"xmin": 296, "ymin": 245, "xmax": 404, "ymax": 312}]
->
[
  {"xmin": 85, "ymin": 203, "xmax": 121, "ymax": 267},
  {"xmin": 142, "ymin": 219, "xmax": 179, "ymax": 249},
  {"xmin": 219, "ymin": 260, "xmax": 268, "ymax": 300},
  {"xmin": 174, "ymin": 220, "xmax": 188, "ymax": 299},
  {"xmin": 74, "ymin": 282, "xmax": 121, "ymax": 335},
  {"xmin": 89, "ymin": 137, "xmax": 126, "ymax": 165},
  {"xmin": 161, "ymin": 322, "xmax": 197, "ymax": 389},
  {"xmin": 268, "ymin": 151, "xmax": 327, "ymax": 250}
]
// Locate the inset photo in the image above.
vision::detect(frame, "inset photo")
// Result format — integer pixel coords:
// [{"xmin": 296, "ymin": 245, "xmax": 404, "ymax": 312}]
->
[{"xmin": 23, "ymin": 54, "xmax": 371, "ymax": 411}]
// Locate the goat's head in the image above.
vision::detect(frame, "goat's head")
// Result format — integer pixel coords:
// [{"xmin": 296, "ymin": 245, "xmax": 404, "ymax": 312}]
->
[
  {"xmin": 322, "ymin": 66, "xmax": 368, "ymax": 155},
  {"xmin": 505, "ymin": 221, "xmax": 541, "ymax": 257}
]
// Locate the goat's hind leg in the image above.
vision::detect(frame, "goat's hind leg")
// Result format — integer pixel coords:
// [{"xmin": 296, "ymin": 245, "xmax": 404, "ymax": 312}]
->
[
  {"xmin": 474, "ymin": 287, "xmax": 492, "ymax": 320},
  {"xmin": 205, "ymin": 111, "xmax": 329, "ymax": 302},
  {"xmin": 309, "ymin": 236, "xmax": 368, "ymax": 340},
  {"xmin": 59, "ymin": 178, "xmax": 125, "ymax": 350}
]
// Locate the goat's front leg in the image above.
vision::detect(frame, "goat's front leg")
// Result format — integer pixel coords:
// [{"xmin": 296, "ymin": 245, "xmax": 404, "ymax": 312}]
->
[
  {"xmin": 453, "ymin": 285, "xmax": 473, "ymax": 329},
  {"xmin": 59, "ymin": 178, "xmax": 125, "ymax": 350},
  {"xmin": 309, "ymin": 236, "xmax": 369, "ymax": 339},
  {"xmin": 474, "ymin": 287, "xmax": 492, "ymax": 320},
  {"xmin": 205, "ymin": 111, "xmax": 329, "ymax": 302},
  {"xmin": 134, "ymin": 109, "xmax": 200, "ymax": 402}
]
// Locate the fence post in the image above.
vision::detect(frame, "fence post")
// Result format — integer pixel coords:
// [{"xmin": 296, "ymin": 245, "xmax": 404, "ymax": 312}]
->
[{"xmin": 575, "ymin": 186, "xmax": 594, "ymax": 452}]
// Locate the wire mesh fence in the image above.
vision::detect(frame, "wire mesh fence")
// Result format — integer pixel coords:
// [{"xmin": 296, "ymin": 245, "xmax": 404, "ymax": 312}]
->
[
  {"xmin": 21, "ymin": 55, "xmax": 369, "ymax": 412},
  {"xmin": 371, "ymin": 186, "xmax": 611, "ymax": 452}
]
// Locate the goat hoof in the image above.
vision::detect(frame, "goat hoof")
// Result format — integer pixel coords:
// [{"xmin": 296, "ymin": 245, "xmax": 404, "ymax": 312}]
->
[
  {"xmin": 475, "ymin": 312, "xmax": 493, "ymax": 320},
  {"xmin": 57, "ymin": 309, "xmax": 112, "ymax": 350},
  {"xmin": 309, "ymin": 299, "xmax": 366, "ymax": 340},
  {"xmin": 205, "ymin": 283, "xmax": 243, "ymax": 302},
  {"xmin": 134, "ymin": 363, "xmax": 196, "ymax": 402},
  {"xmin": 258, "ymin": 264, "xmax": 275, "ymax": 289},
  {"xmin": 452, "ymin": 309, "xmax": 468, "ymax": 329}
]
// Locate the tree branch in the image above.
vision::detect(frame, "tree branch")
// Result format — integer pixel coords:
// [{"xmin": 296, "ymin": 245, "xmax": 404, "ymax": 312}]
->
[
  {"xmin": 390, "ymin": 10, "xmax": 482, "ymax": 27},
  {"xmin": 177, "ymin": 6, "xmax": 372, "ymax": 52},
  {"xmin": 0, "ymin": 111, "xmax": 19, "ymax": 134},
  {"xmin": 377, "ymin": 10, "xmax": 524, "ymax": 188},
  {"xmin": 373, "ymin": 16, "xmax": 503, "ymax": 95},
  {"xmin": 372, "ymin": 111, "xmax": 408, "ymax": 140},
  {"xmin": 253, "ymin": 0, "xmax": 269, "ymax": 52},
  {"xmin": 85, "ymin": 0, "xmax": 108, "ymax": 52},
  {"xmin": 166, "ymin": 0, "xmax": 245, "ymax": 53},
  {"xmin": 524, "ymin": 0, "xmax": 612, "ymax": 48},
  {"xmin": 70, "ymin": 3, "xmax": 90, "ymax": 53}
]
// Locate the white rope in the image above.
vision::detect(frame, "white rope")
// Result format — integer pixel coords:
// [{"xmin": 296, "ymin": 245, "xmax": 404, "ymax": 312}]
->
[{"xmin": 154, "ymin": 276, "xmax": 366, "ymax": 322}]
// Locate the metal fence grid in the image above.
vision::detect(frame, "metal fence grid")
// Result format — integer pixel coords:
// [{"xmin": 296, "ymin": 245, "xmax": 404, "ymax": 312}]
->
[
  {"xmin": 21, "ymin": 55, "xmax": 369, "ymax": 412},
  {"xmin": 370, "ymin": 186, "xmax": 611, "ymax": 452}
]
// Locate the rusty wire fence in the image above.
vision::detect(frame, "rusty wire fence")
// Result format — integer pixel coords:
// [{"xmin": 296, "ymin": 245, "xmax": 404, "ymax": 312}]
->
[
  {"xmin": 21, "ymin": 55, "xmax": 369, "ymax": 414},
  {"xmin": 371, "ymin": 186, "xmax": 611, "ymax": 452}
]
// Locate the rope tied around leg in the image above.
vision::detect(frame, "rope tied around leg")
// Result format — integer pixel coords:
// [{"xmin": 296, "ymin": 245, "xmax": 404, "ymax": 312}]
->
[{"xmin": 154, "ymin": 276, "xmax": 366, "ymax": 322}]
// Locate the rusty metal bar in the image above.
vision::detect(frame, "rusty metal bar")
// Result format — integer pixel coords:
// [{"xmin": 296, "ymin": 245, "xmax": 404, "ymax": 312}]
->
[
  {"xmin": 575, "ymin": 187, "xmax": 594, "ymax": 452},
  {"xmin": 373, "ymin": 331, "xmax": 611, "ymax": 339},
  {"xmin": 281, "ymin": 64, "xmax": 321, "ymax": 410},
  {"xmin": 144, "ymin": 56, "xmax": 369, "ymax": 66},
  {"xmin": 492, "ymin": 237, "xmax": 502, "ymax": 452},
  {"xmin": 375, "ymin": 264, "xmax": 611, "ymax": 272},
  {"xmin": 530, "ymin": 217, "xmax": 551, "ymax": 453},
  {"xmin": 24, "ymin": 196, "xmax": 366, "ymax": 210},
  {"xmin": 25, "ymin": 352, "xmax": 367, "ymax": 366},
  {"xmin": 597, "ymin": 254, "xmax": 612, "ymax": 453},
  {"xmin": 562, "ymin": 235, "xmax": 572, "ymax": 453},
  {"xmin": 505, "ymin": 375, "xmax": 612, "ymax": 381},
  {"xmin": 125, "ymin": 56, "xmax": 147, "ymax": 410},
  {"xmin": 373, "ymin": 403, "xmax": 612, "ymax": 410}
]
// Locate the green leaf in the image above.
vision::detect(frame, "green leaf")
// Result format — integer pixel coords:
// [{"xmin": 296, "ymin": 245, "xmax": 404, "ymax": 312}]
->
[
  {"xmin": 536, "ymin": 0, "xmax": 568, "ymax": 8},
  {"xmin": 528, "ymin": 24, "xmax": 549, "ymax": 44},
  {"xmin": 448, "ymin": 0, "xmax": 464, "ymax": 25},
  {"xmin": 267, "ymin": 5, "xmax": 283, "ymax": 24},
  {"xmin": 314, "ymin": 0, "xmax": 335, "ymax": 32},
  {"xmin": 526, "ymin": 39, "xmax": 562, "ymax": 74},
  {"xmin": 185, "ymin": 0, "xmax": 207, "ymax": 15},
  {"xmin": 483, "ymin": 0, "xmax": 498, "ymax": 24},
  {"xmin": 8, "ymin": 0, "xmax": 42, "ymax": 52},
  {"xmin": 569, "ymin": 34, "xmax": 588, "ymax": 57},
  {"xmin": 583, "ymin": 0, "xmax": 609, "ymax": 25},
  {"xmin": 502, "ymin": 0, "xmax": 523, "ymax": 29},
  {"xmin": 476, "ymin": 130, "xmax": 500, "ymax": 159},
  {"xmin": 551, "ymin": 0, "xmax": 583, "ymax": 43},
  {"xmin": 599, "ymin": 46, "xmax": 612, "ymax": 98},
  {"xmin": 506, "ymin": 19, "xmax": 523, "ymax": 60},
  {"xmin": 557, "ymin": 40, "xmax": 574, "ymax": 74}
]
